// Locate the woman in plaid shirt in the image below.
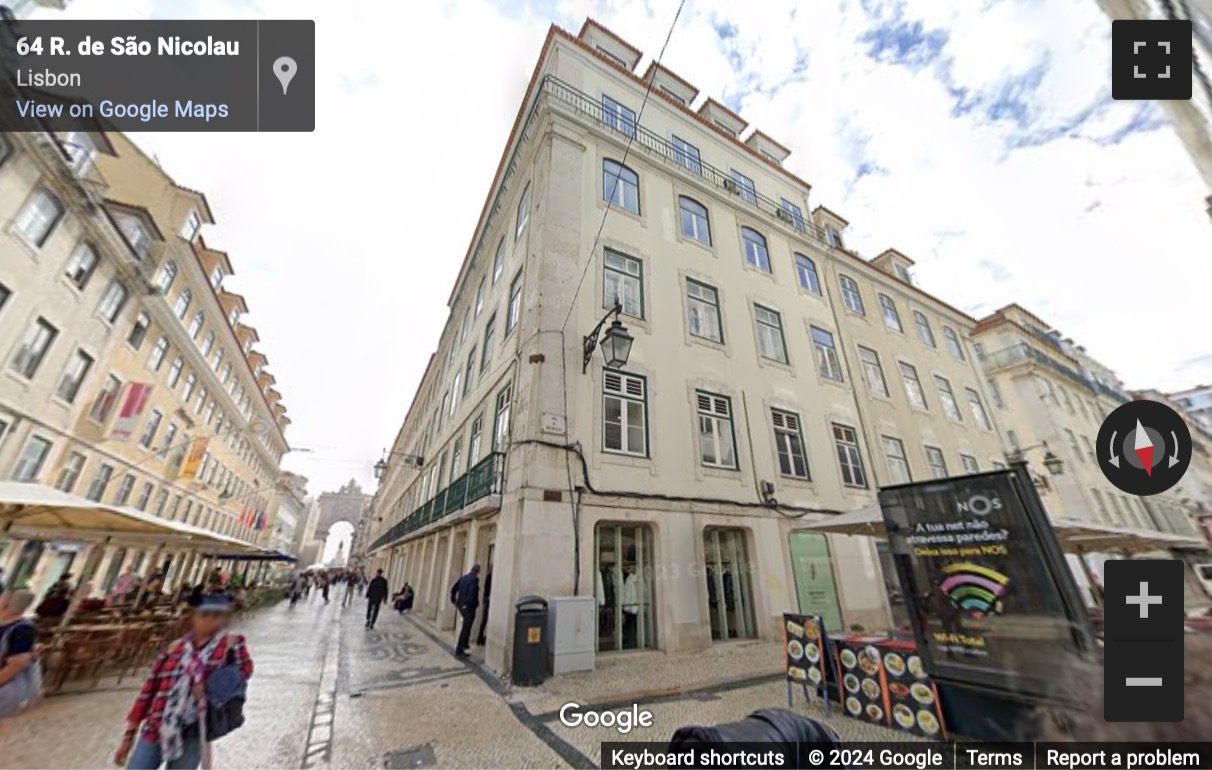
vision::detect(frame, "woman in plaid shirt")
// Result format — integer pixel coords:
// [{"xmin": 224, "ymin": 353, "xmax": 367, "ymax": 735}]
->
[{"xmin": 115, "ymin": 595, "xmax": 254, "ymax": 769}]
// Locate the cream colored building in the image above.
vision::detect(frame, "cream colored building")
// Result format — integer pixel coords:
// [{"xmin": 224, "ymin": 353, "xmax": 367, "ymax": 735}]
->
[
  {"xmin": 365, "ymin": 21, "xmax": 1012, "ymax": 674},
  {"xmin": 0, "ymin": 128, "xmax": 291, "ymax": 594}
]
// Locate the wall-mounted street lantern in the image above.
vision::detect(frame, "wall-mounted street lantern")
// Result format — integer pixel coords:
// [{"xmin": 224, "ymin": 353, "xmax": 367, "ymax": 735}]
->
[
  {"xmin": 1006, "ymin": 441, "xmax": 1064, "ymax": 476},
  {"xmin": 582, "ymin": 302, "xmax": 634, "ymax": 373},
  {"xmin": 373, "ymin": 450, "xmax": 425, "ymax": 480}
]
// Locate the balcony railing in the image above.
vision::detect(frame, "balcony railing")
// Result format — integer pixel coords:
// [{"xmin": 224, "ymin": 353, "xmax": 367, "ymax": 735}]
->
[
  {"xmin": 369, "ymin": 452, "xmax": 505, "ymax": 552},
  {"xmin": 540, "ymin": 76, "xmax": 830, "ymax": 245},
  {"xmin": 981, "ymin": 343, "xmax": 1130, "ymax": 405}
]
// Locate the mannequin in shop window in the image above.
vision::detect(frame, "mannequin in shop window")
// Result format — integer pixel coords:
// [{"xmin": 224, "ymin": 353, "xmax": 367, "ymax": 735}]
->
[{"xmin": 620, "ymin": 547, "xmax": 645, "ymax": 649}]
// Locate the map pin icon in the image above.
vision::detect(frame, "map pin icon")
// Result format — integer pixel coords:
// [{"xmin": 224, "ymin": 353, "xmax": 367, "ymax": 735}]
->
[{"xmin": 273, "ymin": 56, "xmax": 297, "ymax": 95}]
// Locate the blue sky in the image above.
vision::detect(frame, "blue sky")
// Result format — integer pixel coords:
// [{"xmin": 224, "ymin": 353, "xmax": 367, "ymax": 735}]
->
[{"xmin": 46, "ymin": 0, "xmax": 1212, "ymax": 494}]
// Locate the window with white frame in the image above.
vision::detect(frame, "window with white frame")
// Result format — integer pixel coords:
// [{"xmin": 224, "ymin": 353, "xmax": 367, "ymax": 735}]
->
[
  {"xmin": 839, "ymin": 275, "xmax": 864, "ymax": 314},
  {"xmin": 200, "ymin": 330, "xmax": 216, "ymax": 357},
  {"xmin": 209, "ymin": 265, "xmax": 225, "ymax": 289},
  {"xmin": 772, "ymin": 409, "xmax": 809, "ymax": 479},
  {"xmin": 181, "ymin": 209, "xmax": 202, "ymax": 241},
  {"xmin": 468, "ymin": 415, "xmax": 483, "ymax": 469},
  {"xmin": 64, "ymin": 243, "xmax": 99, "ymax": 289},
  {"xmin": 14, "ymin": 188, "xmax": 65, "ymax": 247},
  {"xmin": 492, "ymin": 237, "xmax": 505, "ymax": 285},
  {"xmin": 877, "ymin": 294, "xmax": 902, "ymax": 332},
  {"xmin": 673, "ymin": 136, "xmax": 701, "ymax": 173},
  {"xmin": 1065, "ymin": 429, "xmax": 1083, "ymax": 463},
  {"xmin": 135, "ymin": 482, "xmax": 153, "ymax": 511},
  {"xmin": 882, "ymin": 436, "xmax": 912, "ymax": 483},
  {"xmin": 90, "ymin": 375, "xmax": 121, "ymax": 423},
  {"xmin": 161, "ymin": 423, "xmax": 178, "ymax": 457},
  {"xmin": 779, "ymin": 199, "xmax": 804, "ymax": 229},
  {"xmin": 515, "ymin": 183, "xmax": 530, "ymax": 239},
  {"xmin": 960, "ymin": 454, "xmax": 980, "ymax": 474},
  {"xmin": 824, "ymin": 227, "xmax": 844, "ymax": 249},
  {"xmin": 741, "ymin": 227, "xmax": 770, "ymax": 272},
  {"xmin": 139, "ymin": 409, "xmax": 163, "ymax": 449},
  {"xmin": 934, "ymin": 375, "xmax": 963, "ymax": 421},
  {"xmin": 55, "ymin": 451, "xmax": 86, "ymax": 493},
  {"xmin": 794, "ymin": 254, "xmax": 820, "ymax": 294},
  {"xmin": 114, "ymin": 473, "xmax": 136, "ymax": 505},
  {"xmin": 173, "ymin": 288, "xmax": 192, "ymax": 319},
  {"xmin": 166, "ymin": 356, "xmax": 184, "ymax": 388},
  {"xmin": 857, "ymin": 346, "xmax": 888, "ymax": 396},
  {"xmin": 493, "ymin": 384, "xmax": 512, "ymax": 451},
  {"xmin": 833, "ymin": 424, "xmax": 867, "ymax": 487},
  {"xmin": 464, "ymin": 345, "xmax": 476, "ymax": 396},
  {"xmin": 924, "ymin": 446, "xmax": 948, "ymax": 479},
  {"xmin": 450, "ymin": 371, "xmax": 461, "ymax": 416},
  {"xmin": 98, "ymin": 280, "xmax": 129, "ymax": 323},
  {"xmin": 811, "ymin": 326, "xmax": 843, "ymax": 381},
  {"xmin": 188, "ymin": 310, "xmax": 205, "ymax": 339},
  {"xmin": 603, "ymin": 159, "xmax": 640, "ymax": 214},
  {"xmin": 147, "ymin": 337, "xmax": 169, "ymax": 371},
  {"xmin": 112, "ymin": 210, "xmax": 153, "ymax": 260},
  {"xmin": 603, "ymin": 370, "xmax": 647, "ymax": 456},
  {"xmin": 913, "ymin": 310, "xmax": 936, "ymax": 347},
  {"xmin": 943, "ymin": 327, "xmax": 966, "ymax": 360},
  {"xmin": 754, "ymin": 305, "xmax": 788, "ymax": 363},
  {"xmin": 10, "ymin": 317, "xmax": 57, "ymax": 378},
  {"xmin": 679, "ymin": 197, "xmax": 711, "ymax": 245},
  {"xmin": 602, "ymin": 95, "xmax": 636, "ymax": 137},
  {"xmin": 56, "ymin": 349, "xmax": 94, "ymax": 403},
  {"xmin": 686, "ymin": 280, "xmax": 722, "ymax": 343},
  {"xmin": 899, "ymin": 362, "xmax": 928, "ymax": 410},
  {"xmin": 126, "ymin": 311, "xmax": 150, "ymax": 349},
  {"xmin": 697, "ymin": 391, "xmax": 737, "ymax": 469},
  {"xmin": 474, "ymin": 278, "xmax": 485, "ymax": 318},
  {"xmin": 966, "ymin": 388, "xmax": 992, "ymax": 429},
  {"xmin": 603, "ymin": 251, "xmax": 642, "ymax": 318},
  {"xmin": 481, "ymin": 314, "xmax": 496, "ymax": 372},
  {"xmin": 988, "ymin": 379, "xmax": 1005, "ymax": 409},
  {"xmin": 12, "ymin": 436, "xmax": 52, "ymax": 482},
  {"xmin": 86, "ymin": 466, "xmax": 111, "ymax": 502},
  {"xmin": 61, "ymin": 131, "xmax": 96, "ymax": 173},
  {"xmin": 505, "ymin": 271, "xmax": 524, "ymax": 334},
  {"xmin": 730, "ymin": 170, "xmax": 757, "ymax": 204}
]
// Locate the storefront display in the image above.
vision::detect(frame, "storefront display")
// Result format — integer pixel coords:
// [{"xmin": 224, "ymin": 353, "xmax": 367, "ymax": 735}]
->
[
  {"xmin": 594, "ymin": 523, "xmax": 656, "ymax": 652},
  {"xmin": 705, "ymin": 528, "xmax": 757, "ymax": 640}
]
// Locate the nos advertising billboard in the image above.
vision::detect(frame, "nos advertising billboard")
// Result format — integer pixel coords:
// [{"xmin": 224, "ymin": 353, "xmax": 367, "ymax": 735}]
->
[{"xmin": 878, "ymin": 469, "xmax": 1092, "ymax": 698}]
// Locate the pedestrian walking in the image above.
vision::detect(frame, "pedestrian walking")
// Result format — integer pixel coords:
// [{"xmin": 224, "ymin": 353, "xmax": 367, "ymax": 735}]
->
[
  {"xmin": 288, "ymin": 573, "xmax": 305, "ymax": 608},
  {"xmin": 342, "ymin": 573, "xmax": 357, "ymax": 608},
  {"xmin": 114, "ymin": 594, "xmax": 254, "ymax": 769},
  {"xmin": 365, "ymin": 570, "xmax": 389, "ymax": 629},
  {"xmin": 0, "ymin": 590, "xmax": 42, "ymax": 720},
  {"xmin": 450, "ymin": 564, "xmax": 481, "ymax": 658},
  {"xmin": 319, "ymin": 573, "xmax": 330, "ymax": 604}
]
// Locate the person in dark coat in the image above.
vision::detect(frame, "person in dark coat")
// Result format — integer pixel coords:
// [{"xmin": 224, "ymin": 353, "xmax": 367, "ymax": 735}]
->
[
  {"xmin": 365, "ymin": 570, "xmax": 389, "ymax": 629},
  {"xmin": 450, "ymin": 564, "xmax": 480, "ymax": 657}
]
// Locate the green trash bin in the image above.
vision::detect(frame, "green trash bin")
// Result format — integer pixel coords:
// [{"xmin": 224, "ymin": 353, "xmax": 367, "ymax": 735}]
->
[{"xmin": 512, "ymin": 595, "xmax": 549, "ymax": 686}]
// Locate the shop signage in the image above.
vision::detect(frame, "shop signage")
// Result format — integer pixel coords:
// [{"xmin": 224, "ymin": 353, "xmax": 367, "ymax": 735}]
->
[{"xmin": 877, "ymin": 470, "xmax": 1091, "ymax": 698}]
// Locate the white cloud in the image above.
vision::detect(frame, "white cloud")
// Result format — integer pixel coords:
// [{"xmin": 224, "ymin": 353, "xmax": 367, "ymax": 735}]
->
[{"xmin": 47, "ymin": 0, "xmax": 1212, "ymax": 493}]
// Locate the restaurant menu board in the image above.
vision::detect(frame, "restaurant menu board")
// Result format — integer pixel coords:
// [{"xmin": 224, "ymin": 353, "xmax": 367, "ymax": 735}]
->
[
  {"xmin": 834, "ymin": 638, "xmax": 889, "ymax": 727},
  {"xmin": 879, "ymin": 645, "xmax": 946, "ymax": 739},
  {"xmin": 783, "ymin": 613, "xmax": 830, "ymax": 692},
  {"xmin": 878, "ymin": 472, "xmax": 1088, "ymax": 697}
]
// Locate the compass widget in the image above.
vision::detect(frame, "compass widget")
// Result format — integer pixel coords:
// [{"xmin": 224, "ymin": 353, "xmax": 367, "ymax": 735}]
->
[{"xmin": 1096, "ymin": 400, "xmax": 1192, "ymax": 496}]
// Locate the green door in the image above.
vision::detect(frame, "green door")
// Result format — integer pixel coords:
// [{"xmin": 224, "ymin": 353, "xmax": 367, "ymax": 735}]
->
[{"xmin": 788, "ymin": 532, "xmax": 844, "ymax": 632}]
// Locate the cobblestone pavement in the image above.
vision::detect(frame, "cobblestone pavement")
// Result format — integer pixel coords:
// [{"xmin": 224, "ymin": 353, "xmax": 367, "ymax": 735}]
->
[{"xmin": 1, "ymin": 597, "xmax": 921, "ymax": 770}]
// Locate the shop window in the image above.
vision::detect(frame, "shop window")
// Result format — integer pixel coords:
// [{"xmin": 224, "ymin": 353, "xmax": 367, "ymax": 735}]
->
[
  {"xmin": 594, "ymin": 523, "xmax": 656, "ymax": 652},
  {"xmin": 703, "ymin": 528, "xmax": 757, "ymax": 641}
]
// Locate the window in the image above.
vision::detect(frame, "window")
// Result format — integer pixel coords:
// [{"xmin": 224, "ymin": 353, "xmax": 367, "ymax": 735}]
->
[
  {"xmin": 966, "ymin": 388, "xmax": 993, "ymax": 429},
  {"xmin": 811, "ymin": 326, "xmax": 843, "ymax": 381},
  {"xmin": 596, "ymin": 523, "xmax": 657, "ymax": 651},
  {"xmin": 493, "ymin": 384, "xmax": 512, "ymax": 451},
  {"xmin": 943, "ymin": 327, "xmax": 966, "ymax": 360},
  {"xmin": 772, "ymin": 410, "xmax": 809, "ymax": 479},
  {"xmin": 157, "ymin": 261, "xmax": 178, "ymax": 293},
  {"xmin": 833, "ymin": 424, "xmax": 867, "ymax": 487},
  {"xmin": 1006, "ymin": 430, "xmax": 1020, "ymax": 448},
  {"xmin": 161, "ymin": 423, "xmax": 178, "ymax": 456},
  {"xmin": 857, "ymin": 346, "xmax": 889, "ymax": 397},
  {"xmin": 166, "ymin": 356, "xmax": 184, "ymax": 387},
  {"xmin": 10, "ymin": 317, "xmax": 58, "ymax": 378},
  {"xmin": 63, "ymin": 243, "xmax": 99, "ymax": 289},
  {"xmin": 492, "ymin": 237, "xmax": 505, "ymax": 285},
  {"xmin": 209, "ymin": 265, "xmax": 224, "ymax": 289},
  {"xmin": 1060, "ymin": 388, "xmax": 1075, "ymax": 415},
  {"xmin": 824, "ymin": 227, "xmax": 843, "ymax": 249},
  {"xmin": 200, "ymin": 330, "xmax": 216, "ymax": 357},
  {"xmin": 779, "ymin": 199, "xmax": 804, "ymax": 229},
  {"xmin": 673, "ymin": 136, "xmax": 701, "ymax": 173},
  {"xmin": 515, "ymin": 183, "xmax": 530, "ymax": 239},
  {"xmin": 838, "ymin": 275, "xmax": 864, "ymax": 314},
  {"xmin": 878, "ymin": 294, "xmax": 903, "ymax": 332},
  {"xmin": 468, "ymin": 415, "xmax": 483, "ymax": 469},
  {"xmin": 741, "ymin": 227, "xmax": 770, "ymax": 272},
  {"xmin": 697, "ymin": 392, "xmax": 737, "ymax": 469},
  {"xmin": 228, "ymin": 308, "xmax": 241, "ymax": 326},
  {"xmin": 481, "ymin": 314, "xmax": 496, "ymax": 372},
  {"xmin": 660, "ymin": 86, "xmax": 686, "ymax": 104},
  {"xmin": 113, "ymin": 211, "xmax": 152, "ymax": 260},
  {"xmin": 730, "ymin": 170, "xmax": 757, "ymax": 204},
  {"xmin": 603, "ymin": 251, "xmax": 642, "ymax": 318},
  {"xmin": 55, "ymin": 451, "xmax": 86, "ymax": 493},
  {"xmin": 213, "ymin": 348, "xmax": 224, "ymax": 372},
  {"xmin": 220, "ymin": 361, "xmax": 232, "ymax": 385},
  {"xmin": 913, "ymin": 311, "xmax": 936, "ymax": 347},
  {"xmin": 85, "ymin": 464, "xmax": 113, "ymax": 501},
  {"xmin": 464, "ymin": 346, "xmax": 476, "ymax": 396},
  {"xmin": 988, "ymin": 379, "xmax": 1005, "ymax": 409},
  {"xmin": 754, "ymin": 305, "xmax": 788, "ymax": 363},
  {"xmin": 603, "ymin": 159, "xmax": 640, "ymax": 214},
  {"xmin": 960, "ymin": 454, "xmax": 980, "ymax": 474},
  {"xmin": 135, "ymin": 482, "xmax": 153, "ymax": 511},
  {"xmin": 14, "ymin": 188, "xmax": 64, "ymax": 246},
  {"xmin": 12, "ymin": 436, "xmax": 52, "ymax": 482},
  {"xmin": 899, "ymin": 362, "xmax": 928, "ymax": 410},
  {"xmin": 602, "ymin": 95, "xmax": 636, "ymax": 137},
  {"xmin": 924, "ymin": 446, "xmax": 948, "ymax": 479},
  {"xmin": 139, "ymin": 409, "xmax": 163, "ymax": 449},
  {"xmin": 181, "ymin": 372, "xmax": 197, "ymax": 402},
  {"xmin": 991, "ymin": 461, "xmax": 1007, "ymax": 470},
  {"xmin": 153, "ymin": 489, "xmax": 169, "ymax": 517},
  {"xmin": 0, "ymin": 283, "xmax": 9, "ymax": 314},
  {"xmin": 147, "ymin": 337, "xmax": 169, "ymax": 371},
  {"xmin": 474, "ymin": 278, "xmax": 485, "ymax": 318},
  {"xmin": 603, "ymin": 370, "xmax": 647, "ymax": 456},
  {"xmin": 56, "ymin": 349, "xmax": 94, "ymax": 403},
  {"xmin": 883, "ymin": 437, "xmax": 912, "ymax": 484},
  {"xmin": 90, "ymin": 375, "xmax": 121, "ymax": 422},
  {"xmin": 686, "ymin": 280, "xmax": 722, "ymax": 343},
  {"xmin": 789, "ymin": 256, "xmax": 821, "ymax": 296},
  {"xmin": 180, "ymin": 209, "xmax": 201, "ymax": 241},
  {"xmin": 934, "ymin": 376, "xmax": 963, "ymax": 421},
  {"xmin": 1081, "ymin": 435, "xmax": 1097, "ymax": 463},
  {"xmin": 62, "ymin": 130, "xmax": 96, "ymax": 172},
  {"xmin": 173, "ymin": 288, "xmax": 192, "ymax": 319},
  {"xmin": 1066, "ymin": 429, "xmax": 1083, "ymax": 463},
  {"xmin": 98, "ymin": 280, "xmax": 129, "ymax": 323},
  {"xmin": 187, "ymin": 310, "xmax": 205, "ymax": 339},
  {"xmin": 679, "ymin": 197, "xmax": 711, "ymax": 245},
  {"xmin": 449, "ymin": 371, "xmax": 461, "ymax": 416},
  {"xmin": 450, "ymin": 438, "xmax": 463, "ymax": 484}
]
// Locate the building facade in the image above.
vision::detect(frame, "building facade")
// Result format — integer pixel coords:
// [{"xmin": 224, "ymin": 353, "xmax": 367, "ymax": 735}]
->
[
  {"xmin": 365, "ymin": 21, "xmax": 1015, "ymax": 673},
  {"xmin": 270, "ymin": 471, "xmax": 308, "ymax": 555},
  {"xmin": 0, "ymin": 127, "xmax": 291, "ymax": 595},
  {"xmin": 1171, "ymin": 383, "xmax": 1212, "ymax": 430}
]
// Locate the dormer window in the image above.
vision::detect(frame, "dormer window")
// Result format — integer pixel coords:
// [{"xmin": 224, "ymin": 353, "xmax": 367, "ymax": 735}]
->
[
  {"xmin": 824, "ymin": 227, "xmax": 844, "ymax": 249},
  {"xmin": 209, "ymin": 266, "xmax": 225, "ymax": 289},
  {"xmin": 596, "ymin": 46, "xmax": 628, "ymax": 69},
  {"xmin": 243, "ymin": 338, "xmax": 254, "ymax": 354},
  {"xmin": 112, "ymin": 210, "xmax": 153, "ymax": 260},
  {"xmin": 659, "ymin": 86, "xmax": 686, "ymax": 105},
  {"xmin": 714, "ymin": 120, "xmax": 737, "ymax": 137},
  {"xmin": 180, "ymin": 209, "xmax": 201, "ymax": 241},
  {"xmin": 60, "ymin": 131, "xmax": 96, "ymax": 175},
  {"xmin": 894, "ymin": 264, "xmax": 913, "ymax": 284},
  {"xmin": 228, "ymin": 308, "xmax": 241, "ymax": 326}
]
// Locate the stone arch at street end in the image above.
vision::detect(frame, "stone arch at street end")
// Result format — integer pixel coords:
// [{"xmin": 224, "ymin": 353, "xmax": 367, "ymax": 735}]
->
[{"xmin": 315, "ymin": 479, "xmax": 371, "ymax": 544}]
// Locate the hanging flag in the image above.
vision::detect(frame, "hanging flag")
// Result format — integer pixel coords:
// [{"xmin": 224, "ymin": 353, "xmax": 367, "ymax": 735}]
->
[
  {"xmin": 179, "ymin": 436, "xmax": 210, "ymax": 480},
  {"xmin": 109, "ymin": 383, "xmax": 154, "ymax": 441}
]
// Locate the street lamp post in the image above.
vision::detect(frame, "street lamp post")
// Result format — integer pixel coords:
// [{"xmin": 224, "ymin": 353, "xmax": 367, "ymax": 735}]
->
[
  {"xmin": 582, "ymin": 302, "xmax": 634, "ymax": 373},
  {"xmin": 373, "ymin": 450, "xmax": 425, "ymax": 480}
]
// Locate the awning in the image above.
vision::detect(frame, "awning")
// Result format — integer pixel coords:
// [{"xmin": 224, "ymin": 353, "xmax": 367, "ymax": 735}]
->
[{"xmin": 199, "ymin": 549, "xmax": 297, "ymax": 562}]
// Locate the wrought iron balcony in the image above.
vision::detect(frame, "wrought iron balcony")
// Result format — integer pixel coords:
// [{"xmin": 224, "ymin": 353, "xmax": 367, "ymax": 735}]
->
[
  {"xmin": 369, "ymin": 452, "xmax": 504, "ymax": 552},
  {"xmin": 980, "ymin": 343, "xmax": 1129, "ymax": 405}
]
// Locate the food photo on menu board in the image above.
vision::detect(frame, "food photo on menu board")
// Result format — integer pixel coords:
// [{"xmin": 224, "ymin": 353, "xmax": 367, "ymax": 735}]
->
[
  {"xmin": 836, "ymin": 640, "xmax": 888, "ymax": 726},
  {"xmin": 881, "ymin": 646, "xmax": 946, "ymax": 738},
  {"xmin": 783, "ymin": 614, "xmax": 828, "ymax": 690}
]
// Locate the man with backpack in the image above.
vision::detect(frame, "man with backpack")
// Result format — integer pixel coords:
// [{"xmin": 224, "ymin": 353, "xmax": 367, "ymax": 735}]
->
[
  {"xmin": 0, "ymin": 590, "xmax": 42, "ymax": 720},
  {"xmin": 115, "ymin": 594, "xmax": 253, "ymax": 769}
]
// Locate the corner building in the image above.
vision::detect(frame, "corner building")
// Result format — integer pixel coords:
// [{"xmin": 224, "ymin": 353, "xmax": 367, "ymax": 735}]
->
[{"xmin": 366, "ymin": 21, "xmax": 1009, "ymax": 673}]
